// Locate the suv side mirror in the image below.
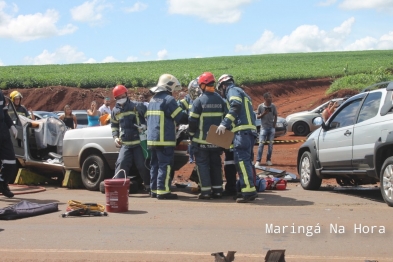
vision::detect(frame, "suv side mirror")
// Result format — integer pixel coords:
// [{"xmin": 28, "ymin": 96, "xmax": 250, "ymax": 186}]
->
[
  {"xmin": 313, "ymin": 116, "xmax": 329, "ymax": 131},
  {"xmin": 312, "ymin": 117, "xmax": 323, "ymax": 126}
]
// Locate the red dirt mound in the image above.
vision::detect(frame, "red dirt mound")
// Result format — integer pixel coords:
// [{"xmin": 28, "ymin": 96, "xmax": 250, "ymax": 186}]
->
[{"xmin": 2, "ymin": 78, "xmax": 358, "ymax": 117}]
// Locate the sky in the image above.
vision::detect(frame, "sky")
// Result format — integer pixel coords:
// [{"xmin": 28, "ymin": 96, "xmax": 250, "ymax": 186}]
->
[{"xmin": 0, "ymin": 0, "xmax": 392, "ymax": 66}]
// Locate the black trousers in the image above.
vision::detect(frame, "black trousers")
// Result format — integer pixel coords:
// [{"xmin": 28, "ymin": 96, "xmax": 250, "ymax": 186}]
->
[{"xmin": 0, "ymin": 122, "xmax": 16, "ymax": 184}]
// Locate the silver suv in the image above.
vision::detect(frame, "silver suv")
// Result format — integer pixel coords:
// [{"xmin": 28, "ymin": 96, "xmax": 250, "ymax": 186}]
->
[{"xmin": 297, "ymin": 81, "xmax": 393, "ymax": 206}]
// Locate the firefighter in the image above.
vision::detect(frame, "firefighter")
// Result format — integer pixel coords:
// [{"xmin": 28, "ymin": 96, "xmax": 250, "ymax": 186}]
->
[
  {"xmin": 216, "ymin": 74, "xmax": 258, "ymax": 203},
  {"xmin": 0, "ymin": 90, "xmax": 18, "ymax": 198},
  {"xmin": 111, "ymin": 85, "xmax": 150, "ymax": 192},
  {"xmin": 146, "ymin": 74, "xmax": 188, "ymax": 200},
  {"xmin": 188, "ymin": 72, "xmax": 227, "ymax": 199},
  {"xmin": 9, "ymin": 91, "xmax": 35, "ymax": 119},
  {"xmin": 180, "ymin": 79, "xmax": 202, "ymax": 163}
]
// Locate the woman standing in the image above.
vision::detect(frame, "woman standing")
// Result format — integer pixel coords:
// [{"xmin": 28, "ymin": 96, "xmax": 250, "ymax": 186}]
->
[
  {"xmin": 59, "ymin": 105, "xmax": 77, "ymax": 129},
  {"xmin": 87, "ymin": 101, "xmax": 101, "ymax": 127}
]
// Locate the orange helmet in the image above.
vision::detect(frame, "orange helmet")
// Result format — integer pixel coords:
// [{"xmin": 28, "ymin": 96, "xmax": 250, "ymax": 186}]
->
[
  {"xmin": 113, "ymin": 85, "xmax": 127, "ymax": 98},
  {"xmin": 198, "ymin": 72, "xmax": 215, "ymax": 86}
]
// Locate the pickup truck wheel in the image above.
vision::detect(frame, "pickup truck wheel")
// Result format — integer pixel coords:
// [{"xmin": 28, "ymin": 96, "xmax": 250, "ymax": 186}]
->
[
  {"xmin": 81, "ymin": 155, "xmax": 109, "ymax": 191},
  {"xmin": 293, "ymin": 122, "xmax": 310, "ymax": 136},
  {"xmin": 380, "ymin": 156, "xmax": 393, "ymax": 207},
  {"xmin": 299, "ymin": 151, "xmax": 321, "ymax": 190}
]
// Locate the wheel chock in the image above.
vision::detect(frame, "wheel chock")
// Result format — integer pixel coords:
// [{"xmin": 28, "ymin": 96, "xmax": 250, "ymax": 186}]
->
[
  {"xmin": 14, "ymin": 168, "xmax": 53, "ymax": 185},
  {"xmin": 62, "ymin": 170, "xmax": 84, "ymax": 189}
]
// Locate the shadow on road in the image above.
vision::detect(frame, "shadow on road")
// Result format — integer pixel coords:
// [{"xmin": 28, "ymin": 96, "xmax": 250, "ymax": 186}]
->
[
  {"xmin": 175, "ymin": 190, "xmax": 314, "ymax": 206},
  {"xmin": 320, "ymin": 186, "xmax": 384, "ymax": 204}
]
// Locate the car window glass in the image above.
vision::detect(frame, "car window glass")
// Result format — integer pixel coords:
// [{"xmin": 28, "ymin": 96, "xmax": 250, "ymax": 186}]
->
[
  {"xmin": 329, "ymin": 99, "xmax": 362, "ymax": 129},
  {"xmin": 7, "ymin": 104, "xmax": 19, "ymax": 125},
  {"xmin": 76, "ymin": 114, "xmax": 88, "ymax": 125},
  {"xmin": 357, "ymin": 92, "xmax": 382, "ymax": 123}
]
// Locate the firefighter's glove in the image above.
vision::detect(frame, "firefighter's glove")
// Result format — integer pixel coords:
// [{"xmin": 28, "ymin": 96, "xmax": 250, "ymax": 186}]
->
[
  {"xmin": 114, "ymin": 137, "xmax": 122, "ymax": 147},
  {"xmin": 10, "ymin": 126, "xmax": 18, "ymax": 139},
  {"xmin": 216, "ymin": 125, "xmax": 226, "ymax": 135},
  {"xmin": 139, "ymin": 124, "xmax": 147, "ymax": 132}
]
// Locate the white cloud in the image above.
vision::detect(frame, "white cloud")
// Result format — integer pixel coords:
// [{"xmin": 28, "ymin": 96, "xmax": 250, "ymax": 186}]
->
[
  {"xmin": 126, "ymin": 56, "xmax": 138, "ymax": 62},
  {"xmin": 71, "ymin": 0, "xmax": 111, "ymax": 24},
  {"xmin": 0, "ymin": 2, "xmax": 77, "ymax": 42},
  {"xmin": 84, "ymin": 58, "xmax": 97, "ymax": 63},
  {"xmin": 236, "ymin": 17, "xmax": 393, "ymax": 54},
  {"xmin": 123, "ymin": 2, "xmax": 148, "ymax": 13},
  {"xmin": 24, "ymin": 45, "xmax": 86, "ymax": 65},
  {"xmin": 339, "ymin": 0, "xmax": 393, "ymax": 13},
  {"xmin": 236, "ymin": 18, "xmax": 356, "ymax": 54},
  {"xmin": 168, "ymin": 0, "xmax": 253, "ymax": 24},
  {"xmin": 344, "ymin": 31, "xmax": 393, "ymax": 50},
  {"xmin": 157, "ymin": 49, "xmax": 168, "ymax": 60},
  {"xmin": 102, "ymin": 56, "xmax": 118, "ymax": 63},
  {"xmin": 0, "ymin": 59, "xmax": 4, "ymax": 66},
  {"xmin": 318, "ymin": 0, "xmax": 337, "ymax": 7}
]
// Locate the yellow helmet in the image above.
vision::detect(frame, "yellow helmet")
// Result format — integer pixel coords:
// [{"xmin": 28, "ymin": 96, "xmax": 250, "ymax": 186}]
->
[{"xmin": 10, "ymin": 91, "xmax": 23, "ymax": 103}]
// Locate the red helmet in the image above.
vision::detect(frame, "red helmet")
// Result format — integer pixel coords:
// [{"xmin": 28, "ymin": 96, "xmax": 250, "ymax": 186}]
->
[
  {"xmin": 198, "ymin": 72, "xmax": 215, "ymax": 85},
  {"xmin": 113, "ymin": 85, "xmax": 127, "ymax": 98}
]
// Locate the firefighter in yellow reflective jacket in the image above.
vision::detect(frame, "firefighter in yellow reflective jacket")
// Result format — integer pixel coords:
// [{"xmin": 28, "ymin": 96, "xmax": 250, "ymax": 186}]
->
[
  {"xmin": 147, "ymin": 74, "xmax": 188, "ymax": 200},
  {"xmin": 111, "ymin": 85, "xmax": 150, "ymax": 191},
  {"xmin": 188, "ymin": 72, "xmax": 227, "ymax": 199},
  {"xmin": 216, "ymin": 74, "xmax": 258, "ymax": 203}
]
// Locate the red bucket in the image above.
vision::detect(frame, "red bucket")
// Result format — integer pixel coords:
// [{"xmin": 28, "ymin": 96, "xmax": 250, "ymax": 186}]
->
[{"xmin": 104, "ymin": 178, "xmax": 130, "ymax": 213}]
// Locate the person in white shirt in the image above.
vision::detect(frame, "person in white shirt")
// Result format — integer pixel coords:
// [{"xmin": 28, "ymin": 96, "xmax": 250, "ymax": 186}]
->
[
  {"xmin": 138, "ymin": 94, "xmax": 149, "ymax": 107},
  {"xmin": 99, "ymin": 97, "xmax": 112, "ymax": 115}
]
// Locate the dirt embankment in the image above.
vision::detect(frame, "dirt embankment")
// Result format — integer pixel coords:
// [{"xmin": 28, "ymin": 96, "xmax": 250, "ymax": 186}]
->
[{"xmin": 3, "ymin": 77, "xmax": 356, "ymax": 115}]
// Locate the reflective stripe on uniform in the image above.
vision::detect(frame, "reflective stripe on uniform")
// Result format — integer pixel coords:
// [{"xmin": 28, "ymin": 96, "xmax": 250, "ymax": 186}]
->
[
  {"xmin": 147, "ymin": 110, "xmax": 171, "ymax": 144},
  {"xmin": 147, "ymin": 141, "xmax": 176, "ymax": 146},
  {"xmin": 229, "ymin": 96, "xmax": 242, "ymax": 102},
  {"xmin": 121, "ymin": 140, "xmax": 141, "ymax": 146},
  {"xmin": 224, "ymin": 160, "xmax": 235, "ymax": 165},
  {"xmin": 244, "ymin": 97, "xmax": 253, "ymax": 126},
  {"xmin": 116, "ymin": 111, "xmax": 136, "ymax": 119},
  {"xmin": 189, "ymin": 112, "xmax": 200, "ymax": 118},
  {"xmin": 157, "ymin": 165, "xmax": 171, "ymax": 194},
  {"xmin": 232, "ymin": 125, "xmax": 256, "ymax": 132},
  {"xmin": 171, "ymin": 107, "xmax": 182, "ymax": 119},
  {"xmin": 239, "ymin": 160, "xmax": 255, "ymax": 193},
  {"xmin": 1, "ymin": 159, "xmax": 16, "ymax": 164},
  {"xmin": 224, "ymin": 113, "xmax": 235, "ymax": 122},
  {"xmin": 195, "ymin": 112, "xmax": 225, "ymax": 143}
]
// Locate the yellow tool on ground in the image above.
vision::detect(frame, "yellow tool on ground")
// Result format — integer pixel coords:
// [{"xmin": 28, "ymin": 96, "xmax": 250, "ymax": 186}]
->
[{"xmin": 61, "ymin": 200, "xmax": 107, "ymax": 217}]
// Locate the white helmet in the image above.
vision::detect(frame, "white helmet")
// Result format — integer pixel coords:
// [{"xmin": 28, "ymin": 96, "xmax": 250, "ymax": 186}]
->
[
  {"xmin": 217, "ymin": 74, "xmax": 234, "ymax": 86},
  {"xmin": 150, "ymin": 74, "xmax": 181, "ymax": 93},
  {"xmin": 187, "ymin": 78, "xmax": 202, "ymax": 100}
]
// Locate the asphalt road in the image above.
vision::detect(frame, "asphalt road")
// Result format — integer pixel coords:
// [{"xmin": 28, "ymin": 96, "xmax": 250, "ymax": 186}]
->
[{"xmin": 0, "ymin": 183, "xmax": 392, "ymax": 262}]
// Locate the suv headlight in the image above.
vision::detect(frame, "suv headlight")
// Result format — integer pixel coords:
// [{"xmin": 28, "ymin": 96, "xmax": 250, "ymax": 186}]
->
[{"xmin": 276, "ymin": 123, "xmax": 283, "ymax": 127}]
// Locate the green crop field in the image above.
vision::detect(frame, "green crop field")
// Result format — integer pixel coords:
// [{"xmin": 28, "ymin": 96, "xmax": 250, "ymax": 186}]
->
[{"xmin": 0, "ymin": 50, "xmax": 393, "ymax": 90}]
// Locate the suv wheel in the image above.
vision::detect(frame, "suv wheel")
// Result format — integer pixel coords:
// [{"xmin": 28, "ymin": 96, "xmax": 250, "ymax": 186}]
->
[
  {"xmin": 299, "ymin": 151, "xmax": 321, "ymax": 190},
  {"xmin": 81, "ymin": 155, "xmax": 109, "ymax": 191},
  {"xmin": 293, "ymin": 122, "xmax": 310, "ymax": 136},
  {"xmin": 380, "ymin": 156, "xmax": 393, "ymax": 207}
]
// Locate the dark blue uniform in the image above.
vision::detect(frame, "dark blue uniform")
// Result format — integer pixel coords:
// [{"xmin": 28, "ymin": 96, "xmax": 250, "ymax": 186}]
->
[
  {"xmin": 111, "ymin": 99, "xmax": 149, "ymax": 189},
  {"xmin": 189, "ymin": 91, "xmax": 227, "ymax": 196},
  {"xmin": 0, "ymin": 91, "xmax": 17, "ymax": 193},
  {"xmin": 147, "ymin": 91, "xmax": 187, "ymax": 196},
  {"xmin": 220, "ymin": 83, "xmax": 257, "ymax": 197},
  {"xmin": 178, "ymin": 94, "xmax": 195, "ymax": 163}
]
